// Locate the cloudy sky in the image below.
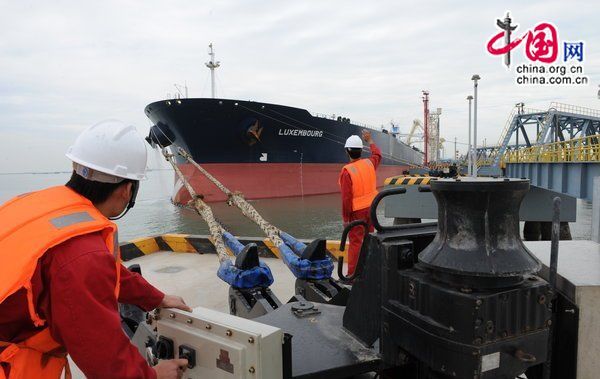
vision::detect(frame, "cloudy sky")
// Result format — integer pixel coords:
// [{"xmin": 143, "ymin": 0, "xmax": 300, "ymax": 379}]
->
[{"xmin": 1, "ymin": 0, "xmax": 598, "ymax": 172}]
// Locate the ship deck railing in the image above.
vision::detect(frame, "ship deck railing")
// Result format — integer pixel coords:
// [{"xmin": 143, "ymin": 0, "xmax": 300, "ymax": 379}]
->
[{"xmin": 311, "ymin": 112, "xmax": 379, "ymax": 131}]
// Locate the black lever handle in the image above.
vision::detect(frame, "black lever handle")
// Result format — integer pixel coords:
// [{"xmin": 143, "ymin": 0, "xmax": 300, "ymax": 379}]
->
[
  {"xmin": 340, "ymin": 220, "xmax": 368, "ymax": 252},
  {"xmin": 370, "ymin": 187, "xmax": 407, "ymax": 232}
]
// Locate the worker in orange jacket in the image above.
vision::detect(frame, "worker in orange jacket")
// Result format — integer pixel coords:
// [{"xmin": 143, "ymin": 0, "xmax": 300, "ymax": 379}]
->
[
  {"xmin": 0, "ymin": 120, "xmax": 190, "ymax": 379},
  {"xmin": 339, "ymin": 130, "xmax": 381, "ymax": 276}
]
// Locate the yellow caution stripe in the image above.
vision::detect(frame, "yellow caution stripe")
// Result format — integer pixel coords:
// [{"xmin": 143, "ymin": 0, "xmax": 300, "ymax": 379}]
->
[
  {"xmin": 326, "ymin": 240, "xmax": 345, "ymax": 260},
  {"xmin": 384, "ymin": 176, "xmax": 433, "ymax": 186},
  {"xmin": 120, "ymin": 234, "xmax": 346, "ymax": 262},
  {"xmin": 262, "ymin": 238, "xmax": 281, "ymax": 259},
  {"xmin": 127, "ymin": 236, "xmax": 160, "ymax": 255},
  {"xmin": 208, "ymin": 236, "xmax": 234, "ymax": 256},
  {"xmin": 161, "ymin": 234, "xmax": 198, "ymax": 253}
]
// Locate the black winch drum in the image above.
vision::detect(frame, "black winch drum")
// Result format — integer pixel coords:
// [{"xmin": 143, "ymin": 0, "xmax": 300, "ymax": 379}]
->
[{"xmin": 418, "ymin": 178, "xmax": 541, "ymax": 288}]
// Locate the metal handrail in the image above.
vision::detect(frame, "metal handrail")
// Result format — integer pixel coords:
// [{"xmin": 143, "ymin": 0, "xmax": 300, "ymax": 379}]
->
[
  {"xmin": 487, "ymin": 107, "xmax": 545, "ymax": 162},
  {"xmin": 311, "ymin": 112, "xmax": 379, "ymax": 131},
  {"xmin": 549, "ymin": 102, "xmax": 600, "ymax": 118},
  {"xmin": 504, "ymin": 134, "xmax": 600, "ymax": 163},
  {"xmin": 480, "ymin": 104, "xmax": 599, "ymax": 168},
  {"xmin": 493, "ymin": 108, "xmax": 518, "ymax": 152}
]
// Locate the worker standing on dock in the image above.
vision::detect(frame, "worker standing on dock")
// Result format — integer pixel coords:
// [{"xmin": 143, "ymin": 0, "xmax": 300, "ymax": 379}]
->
[
  {"xmin": 0, "ymin": 121, "xmax": 190, "ymax": 379},
  {"xmin": 339, "ymin": 130, "xmax": 381, "ymax": 276}
]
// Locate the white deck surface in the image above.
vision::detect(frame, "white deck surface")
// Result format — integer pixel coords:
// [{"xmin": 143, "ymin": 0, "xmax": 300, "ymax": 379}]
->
[
  {"xmin": 524, "ymin": 240, "xmax": 600, "ymax": 379},
  {"xmin": 525, "ymin": 240, "xmax": 600, "ymax": 287},
  {"xmin": 129, "ymin": 251, "xmax": 305, "ymax": 311}
]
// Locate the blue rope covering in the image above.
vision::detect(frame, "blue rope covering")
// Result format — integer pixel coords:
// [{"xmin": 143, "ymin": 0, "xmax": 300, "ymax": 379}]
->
[
  {"xmin": 222, "ymin": 231, "xmax": 245, "ymax": 255},
  {"xmin": 216, "ymin": 232, "xmax": 274, "ymax": 288},
  {"xmin": 280, "ymin": 232, "xmax": 307, "ymax": 255},
  {"xmin": 278, "ymin": 232, "xmax": 334, "ymax": 280}
]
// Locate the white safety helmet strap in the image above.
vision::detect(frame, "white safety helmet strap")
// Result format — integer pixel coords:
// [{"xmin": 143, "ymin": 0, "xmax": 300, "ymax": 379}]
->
[{"xmin": 73, "ymin": 162, "xmax": 124, "ymax": 184}]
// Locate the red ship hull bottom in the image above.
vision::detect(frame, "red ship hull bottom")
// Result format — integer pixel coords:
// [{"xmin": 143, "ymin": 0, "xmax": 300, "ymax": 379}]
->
[{"xmin": 172, "ymin": 163, "xmax": 409, "ymax": 204}]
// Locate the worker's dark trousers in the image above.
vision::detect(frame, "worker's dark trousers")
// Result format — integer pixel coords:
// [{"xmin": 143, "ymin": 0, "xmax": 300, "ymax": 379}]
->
[{"xmin": 347, "ymin": 207, "xmax": 374, "ymax": 276}]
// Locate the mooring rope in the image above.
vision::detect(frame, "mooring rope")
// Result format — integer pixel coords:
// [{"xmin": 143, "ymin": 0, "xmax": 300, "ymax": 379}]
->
[
  {"xmin": 176, "ymin": 147, "xmax": 284, "ymax": 247},
  {"xmin": 162, "ymin": 150, "xmax": 230, "ymax": 263}
]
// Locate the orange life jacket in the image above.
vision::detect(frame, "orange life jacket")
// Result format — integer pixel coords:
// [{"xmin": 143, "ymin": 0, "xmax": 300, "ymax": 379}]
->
[
  {"xmin": 339, "ymin": 159, "xmax": 378, "ymax": 211},
  {"xmin": 0, "ymin": 186, "xmax": 121, "ymax": 379}
]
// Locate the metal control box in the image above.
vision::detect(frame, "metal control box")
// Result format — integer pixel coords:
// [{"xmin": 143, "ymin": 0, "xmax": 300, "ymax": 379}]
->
[{"xmin": 155, "ymin": 306, "xmax": 283, "ymax": 379}]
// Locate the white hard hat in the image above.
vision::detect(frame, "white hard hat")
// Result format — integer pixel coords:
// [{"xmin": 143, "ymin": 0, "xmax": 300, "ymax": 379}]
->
[
  {"xmin": 344, "ymin": 135, "xmax": 363, "ymax": 149},
  {"xmin": 66, "ymin": 120, "xmax": 147, "ymax": 181}
]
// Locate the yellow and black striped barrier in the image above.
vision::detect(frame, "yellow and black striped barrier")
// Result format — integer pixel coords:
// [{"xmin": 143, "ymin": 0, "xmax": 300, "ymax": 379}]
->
[
  {"xmin": 120, "ymin": 234, "xmax": 345, "ymax": 262},
  {"xmin": 384, "ymin": 175, "xmax": 433, "ymax": 186}
]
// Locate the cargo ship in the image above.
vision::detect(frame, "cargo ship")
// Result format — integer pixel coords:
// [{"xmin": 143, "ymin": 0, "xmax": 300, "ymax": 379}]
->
[
  {"xmin": 144, "ymin": 44, "xmax": 423, "ymax": 203},
  {"xmin": 145, "ymin": 97, "xmax": 424, "ymax": 203}
]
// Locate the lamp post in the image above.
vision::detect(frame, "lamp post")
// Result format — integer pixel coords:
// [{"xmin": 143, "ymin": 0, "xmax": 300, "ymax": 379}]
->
[
  {"xmin": 467, "ymin": 95, "xmax": 473, "ymax": 176},
  {"xmin": 515, "ymin": 102, "xmax": 524, "ymax": 163},
  {"xmin": 422, "ymin": 91, "xmax": 430, "ymax": 166},
  {"xmin": 471, "ymin": 74, "xmax": 481, "ymax": 177},
  {"xmin": 454, "ymin": 137, "xmax": 457, "ymax": 161}
]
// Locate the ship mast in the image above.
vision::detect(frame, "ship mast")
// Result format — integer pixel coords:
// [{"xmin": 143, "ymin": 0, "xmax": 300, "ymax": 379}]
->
[{"xmin": 205, "ymin": 43, "xmax": 220, "ymax": 98}]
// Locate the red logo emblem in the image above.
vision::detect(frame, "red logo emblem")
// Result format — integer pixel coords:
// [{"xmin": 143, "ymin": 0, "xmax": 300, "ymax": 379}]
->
[{"xmin": 487, "ymin": 13, "xmax": 558, "ymax": 67}]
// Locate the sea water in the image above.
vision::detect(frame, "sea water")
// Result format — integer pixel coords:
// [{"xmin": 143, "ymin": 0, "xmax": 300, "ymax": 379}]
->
[
  {"xmin": 0, "ymin": 170, "xmax": 347, "ymax": 241},
  {"xmin": 0, "ymin": 170, "xmax": 593, "ymax": 242}
]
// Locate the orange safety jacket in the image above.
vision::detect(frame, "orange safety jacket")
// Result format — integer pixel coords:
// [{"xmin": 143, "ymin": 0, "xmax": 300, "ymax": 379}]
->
[
  {"xmin": 0, "ymin": 186, "xmax": 120, "ymax": 379},
  {"xmin": 339, "ymin": 159, "xmax": 378, "ymax": 211}
]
